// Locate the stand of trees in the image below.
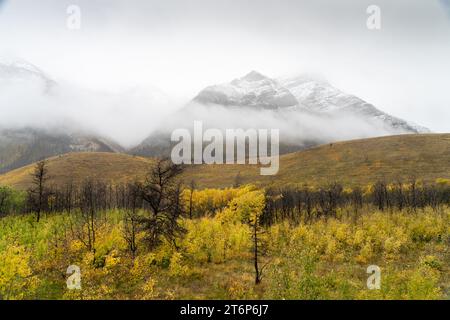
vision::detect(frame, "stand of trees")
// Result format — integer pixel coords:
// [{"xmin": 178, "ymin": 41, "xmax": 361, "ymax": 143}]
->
[
  {"xmin": 0, "ymin": 156, "xmax": 447, "ymax": 229},
  {"xmin": 262, "ymin": 180, "xmax": 450, "ymax": 226},
  {"xmin": 18, "ymin": 158, "xmax": 186, "ymax": 257},
  {"xmin": 1, "ymin": 163, "xmax": 448, "ymax": 226},
  {"xmin": 0, "ymin": 158, "xmax": 448, "ymax": 287},
  {"xmin": 0, "ymin": 159, "xmax": 449, "ymax": 293}
]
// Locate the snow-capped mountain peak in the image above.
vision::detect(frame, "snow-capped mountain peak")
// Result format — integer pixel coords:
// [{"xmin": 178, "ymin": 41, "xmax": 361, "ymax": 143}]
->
[
  {"xmin": 279, "ymin": 74, "xmax": 430, "ymax": 133},
  {"xmin": 193, "ymin": 70, "xmax": 299, "ymax": 109},
  {"xmin": 237, "ymin": 70, "xmax": 268, "ymax": 82},
  {"xmin": 191, "ymin": 71, "xmax": 429, "ymax": 133}
]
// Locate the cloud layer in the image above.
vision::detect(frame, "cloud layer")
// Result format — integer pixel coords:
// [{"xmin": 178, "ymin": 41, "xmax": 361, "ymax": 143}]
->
[{"xmin": 0, "ymin": 0, "xmax": 449, "ymax": 138}]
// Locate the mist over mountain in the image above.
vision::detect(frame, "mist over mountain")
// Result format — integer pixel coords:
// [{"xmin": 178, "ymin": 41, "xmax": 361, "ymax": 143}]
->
[
  {"xmin": 0, "ymin": 59, "xmax": 125, "ymax": 171},
  {"xmin": 0, "ymin": 58, "xmax": 174, "ymax": 146},
  {"xmin": 133, "ymin": 71, "xmax": 429, "ymax": 157},
  {"xmin": 0, "ymin": 58, "xmax": 55, "ymax": 91},
  {"xmin": 0, "ymin": 58, "xmax": 433, "ymax": 169},
  {"xmin": 0, "ymin": 58, "xmax": 167, "ymax": 171},
  {"xmin": 279, "ymin": 75, "xmax": 430, "ymax": 134}
]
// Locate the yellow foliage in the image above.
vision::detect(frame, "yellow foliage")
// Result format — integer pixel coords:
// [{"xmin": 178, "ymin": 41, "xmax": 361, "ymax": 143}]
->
[
  {"xmin": 0, "ymin": 244, "xmax": 38, "ymax": 299},
  {"xmin": 435, "ymin": 178, "xmax": 450, "ymax": 186},
  {"xmin": 0, "ymin": 185, "xmax": 448, "ymax": 300},
  {"xmin": 169, "ymin": 251, "xmax": 190, "ymax": 277},
  {"xmin": 141, "ymin": 278, "xmax": 157, "ymax": 299},
  {"xmin": 182, "ymin": 185, "xmax": 257, "ymax": 217}
]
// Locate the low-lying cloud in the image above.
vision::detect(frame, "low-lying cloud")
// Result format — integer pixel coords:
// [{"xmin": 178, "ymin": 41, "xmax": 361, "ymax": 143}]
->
[
  {"xmin": 150, "ymin": 102, "xmax": 409, "ymax": 148},
  {"xmin": 0, "ymin": 65, "xmax": 412, "ymax": 151},
  {"xmin": 0, "ymin": 70, "xmax": 176, "ymax": 147}
]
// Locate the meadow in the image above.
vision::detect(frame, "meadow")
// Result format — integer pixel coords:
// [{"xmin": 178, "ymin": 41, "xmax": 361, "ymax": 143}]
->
[
  {"xmin": 0, "ymin": 184, "xmax": 448, "ymax": 300},
  {"xmin": 0, "ymin": 135, "xmax": 449, "ymax": 300}
]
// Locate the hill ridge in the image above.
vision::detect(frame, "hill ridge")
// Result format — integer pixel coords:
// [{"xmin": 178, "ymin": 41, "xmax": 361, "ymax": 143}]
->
[{"xmin": 1, "ymin": 134, "xmax": 449, "ymax": 190}]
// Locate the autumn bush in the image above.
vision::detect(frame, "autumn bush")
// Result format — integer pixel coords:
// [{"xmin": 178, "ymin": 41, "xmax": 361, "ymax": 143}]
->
[{"xmin": 0, "ymin": 185, "xmax": 448, "ymax": 300}]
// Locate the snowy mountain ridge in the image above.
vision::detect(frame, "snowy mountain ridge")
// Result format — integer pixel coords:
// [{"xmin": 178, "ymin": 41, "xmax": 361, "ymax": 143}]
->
[
  {"xmin": 194, "ymin": 71, "xmax": 299, "ymax": 110},
  {"xmin": 193, "ymin": 71, "xmax": 430, "ymax": 134}
]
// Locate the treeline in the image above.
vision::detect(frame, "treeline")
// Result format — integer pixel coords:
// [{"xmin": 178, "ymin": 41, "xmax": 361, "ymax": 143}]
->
[
  {"xmin": 0, "ymin": 159, "xmax": 449, "ymax": 288},
  {"xmin": 0, "ymin": 159, "xmax": 187, "ymax": 260},
  {"xmin": 262, "ymin": 180, "xmax": 450, "ymax": 225},
  {"xmin": 1, "ymin": 161, "xmax": 449, "ymax": 223}
]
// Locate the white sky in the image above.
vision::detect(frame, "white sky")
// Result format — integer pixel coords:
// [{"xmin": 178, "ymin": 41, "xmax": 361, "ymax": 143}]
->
[{"xmin": 0, "ymin": 0, "xmax": 449, "ymax": 135}]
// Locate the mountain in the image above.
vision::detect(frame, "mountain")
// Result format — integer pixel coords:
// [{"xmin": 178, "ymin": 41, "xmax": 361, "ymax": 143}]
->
[
  {"xmin": 279, "ymin": 75, "xmax": 430, "ymax": 133},
  {"xmin": 193, "ymin": 71, "xmax": 299, "ymax": 109},
  {"xmin": 2, "ymin": 134, "xmax": 449, "ymax": 190},
  {"xmin": 134, "ymin": 71, "xmax": 429, "ymax": 157},
  {"xmin": 0, "ymin": 59, "xmax": 125, "ymax": 173},
  {"xmin": 194, "ymin": 71, "xmax": 428, "ymax": 133},
  {"xmin": 0, "ymin": 127, "xmax": 124, "ymax": 174}
]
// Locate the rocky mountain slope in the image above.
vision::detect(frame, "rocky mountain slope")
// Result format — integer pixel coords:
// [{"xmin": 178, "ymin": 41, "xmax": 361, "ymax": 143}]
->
[
  {"xmin": 134, "ymin": 71, "xmax": 429, "ymax": 157},
  {"xmin": 279, "ymin": 75, "xmax": 430, "ymax": 133}
]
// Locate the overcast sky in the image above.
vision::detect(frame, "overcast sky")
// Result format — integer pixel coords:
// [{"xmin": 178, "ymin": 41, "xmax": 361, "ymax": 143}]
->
[{"xmin": 0, "ymin": 0, "xmax": 449, "ymax": 136}]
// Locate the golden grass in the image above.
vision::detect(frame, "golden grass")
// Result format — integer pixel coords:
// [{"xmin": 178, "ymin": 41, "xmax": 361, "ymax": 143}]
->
[
  {"xmin": 0, "ymin": 152, "xmax": 153, "ymax": 190},
  {"xmin": 1, "ymin": 134, "xmax": 449, "ymax": 190},
  {"xmin": 185, "ymin": 133, "xmax": 450, "ymax": 188}
]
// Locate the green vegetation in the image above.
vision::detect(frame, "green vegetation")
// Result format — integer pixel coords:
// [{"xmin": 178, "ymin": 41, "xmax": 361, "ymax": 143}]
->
[
  {"xmin": 0, "ymin": 185, "xmax": 25, "ymax": 216},
  {"xmin": 0, "ymin": 185, "xmax": 448, "ymax": 300},
  {"xmin": 0, "ymin": 134, "xmax": 449, "ymax": 300}
]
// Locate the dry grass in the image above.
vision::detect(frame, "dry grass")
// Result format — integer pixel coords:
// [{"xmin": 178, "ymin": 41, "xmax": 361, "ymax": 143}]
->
[
  {"xmin": 0, "ymin": 152, "xmax": 154, "ymax": 190},
  {"xmin": 185, "ymin": 133, "xmax": 450, "ymax": 188},
  {"xmin": 1, "ymin": 134, "xmax": 449, "ymax": 190}
]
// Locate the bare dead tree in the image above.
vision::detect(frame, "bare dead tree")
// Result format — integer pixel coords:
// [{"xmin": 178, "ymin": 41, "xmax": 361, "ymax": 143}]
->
[
  {"xmin": 351, "ymin": 186, "xmax": 363, "ymax": 218},
  {"xmin": 187, "ymin": 180, "xmax": 196, "ymax": 219},
  {"xmin": 123, "ymin": 182, "xmax": 141, "ymax": 258},
  {"xmin": 71, "ymin": 180, "xmax": 107, "ymax": 256},
  {"xmin": 408, "ymin": 178, "xmax": 418, "ymax": 211},
  {"xmin": 27, "ymin": 159, "xmax": 50, "ymax": 222},
  {"xmin": 249, "ymin": 210, "xmax": 268, "ymax": 285},
  {"xmin": 138, "ymin": 158, "xmax": 186, "ymax": 250},
  {"xmin": 373, "ymin": 181, "xmax": 388, "ymax": 211},
  {"xmin": 80, "ymin": 179, "xmax": 96, "ymax": 253}
]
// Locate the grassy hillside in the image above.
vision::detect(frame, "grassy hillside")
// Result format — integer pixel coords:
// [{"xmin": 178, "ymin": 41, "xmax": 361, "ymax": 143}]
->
[
  {"xmin": 1, "ymin": 134, "xmax": 449, "ymax": 190},
  {"xmin": 186, "ymin": 133, "xmax": 450, "ymax": 188},
  {"xmin": 0, "ymin": 152, "xmax": 153, "ymax": 190}
]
